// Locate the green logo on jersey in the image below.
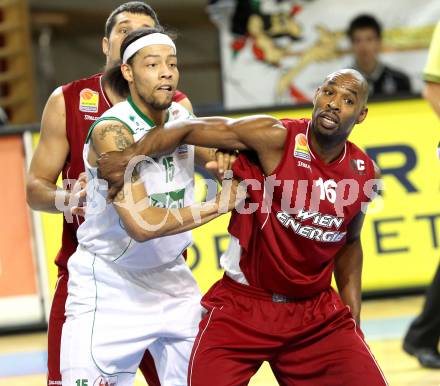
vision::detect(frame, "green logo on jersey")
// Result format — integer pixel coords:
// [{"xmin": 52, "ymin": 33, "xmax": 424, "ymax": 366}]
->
[
  {"xmin": 149, "ymin": 188, "xmax": 185, "ymax": 209},
  {"xmin": 163, "ymin": 156, "xmax": 175, "ymax": 183}
]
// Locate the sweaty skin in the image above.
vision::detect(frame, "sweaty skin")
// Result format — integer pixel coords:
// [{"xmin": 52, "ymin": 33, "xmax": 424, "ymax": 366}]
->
[{"xmin": 98, "ymin": 69, "xmax": 377, "ymax": 325}]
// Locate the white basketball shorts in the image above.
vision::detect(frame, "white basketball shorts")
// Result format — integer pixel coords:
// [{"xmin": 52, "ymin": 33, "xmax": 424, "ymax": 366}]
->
[{"xmin": 60, "ymin": 246, "xmax": 202, "ymax": 386}]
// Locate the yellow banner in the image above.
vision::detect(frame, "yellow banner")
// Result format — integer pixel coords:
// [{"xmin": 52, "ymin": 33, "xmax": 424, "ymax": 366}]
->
[{"xmin": 34, "ymin": 98, "xmax": 440, "ymax": 295}]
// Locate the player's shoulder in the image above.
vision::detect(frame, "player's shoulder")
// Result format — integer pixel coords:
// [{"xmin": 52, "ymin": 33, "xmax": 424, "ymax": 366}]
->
[
  {"xmin": 168, "ymin": 101, "xmax": 193, "ymax": 121},
  {"xmin": 92, "ymin": 100, "xmax": 131, "ymax": 128},
  {"xmin": 61, "ymin": 72, "xmax": 102, "ymax": 95},
  {"xmin": 85, "ymin": 101, "xmax": 131, "ymax": 143},
  {"xmin": 103, "ymin": 99, "xmax": 128, "ymax": 115},
  {"xmin": 346, "ymin": 140, "xmax": 371, "ymax": 161},
  {"xmin": 279, "ymin": 118, "xmax": 310, "ymax": 142},
  {"xmin": 346, "ymin": 139, "xmax": 377, "ymax": 177},
  {"xmin": 173, "ymin": 89, "xmax": 188, "ymax": 103},
  {"xmin": 280, "ymin": 117, "xmax": 309, "ymax": 132}
]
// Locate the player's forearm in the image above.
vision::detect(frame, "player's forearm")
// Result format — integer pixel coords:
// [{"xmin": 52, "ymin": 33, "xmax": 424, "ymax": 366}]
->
[
  {"xmin": 182, "ymin": 118, "xmax": 247, "ymax": 150},
  {"xmin": 128, "ymin": 120, "xmax": 199, "ymax": 159},
  {"xmin": 144, "ymin": 201, "xmax": 222, "ymax": 238},
  {"xmin": 26, "ymin": 177, "xmax": 69, "ymax": 213},
  {"xmin": 117, "ymin": 200, "xmax": 222, "ymax": 242},
  {"xmin": 127, "ymin": 118, "xmax": 245, "ymax": 160},
  {"xmin": 334, "ymin": 238, "xmax": 363, "ymax": 325}
]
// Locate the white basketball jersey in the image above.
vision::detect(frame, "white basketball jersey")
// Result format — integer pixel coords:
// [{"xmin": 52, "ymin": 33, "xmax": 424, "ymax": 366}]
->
[{"xmin": 77, "ymin": 96, "xmax": 195, "ymax": 270}]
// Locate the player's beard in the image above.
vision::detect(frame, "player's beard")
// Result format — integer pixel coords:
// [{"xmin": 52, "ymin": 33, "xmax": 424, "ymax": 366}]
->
[
  {"xmin": 141, "ymin": 93, "xmax": 172, "ymax": 111},
  {"xmin": 133, "ymin": 81, "xmax": 172, "ymax": 111},
  {"xmin": 313, "ymin": 123, "xmax": 348, "ymax": 150}
]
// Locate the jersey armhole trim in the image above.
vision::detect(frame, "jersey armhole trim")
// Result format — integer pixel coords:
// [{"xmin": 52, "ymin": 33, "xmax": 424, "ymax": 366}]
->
[
  {"xmin": 266, "ymin": 123, "xmax": 293, "ymax": 177},
  {"xmin": 85, "ymin": 116, "xmax": 135, "ymax": 143}
]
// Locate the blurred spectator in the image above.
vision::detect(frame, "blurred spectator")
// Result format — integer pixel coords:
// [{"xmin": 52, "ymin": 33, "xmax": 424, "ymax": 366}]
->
[
  {"xmin": 403, "ymin": 20, "xmax": 440, "ymax": 369},
  {"xmin": 0, "ymin": 107, "xmax": 7, "ymax": 125},
  {"xmin": 347, "ymin": 14, "xmax": 411, "ymax": 97}
]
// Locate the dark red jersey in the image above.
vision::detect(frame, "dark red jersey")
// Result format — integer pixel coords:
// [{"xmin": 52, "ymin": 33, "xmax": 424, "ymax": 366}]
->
[
  {"xmin": 173, "ymin": 89, "xmax": 187, "ymax": 103},
  {"xmin": 55, "ymin": 73, "xmax": 188, "ymax": 269},
  {"xmin": 228, "ymin": 118, "xmax": 376, "ymax": 298}
]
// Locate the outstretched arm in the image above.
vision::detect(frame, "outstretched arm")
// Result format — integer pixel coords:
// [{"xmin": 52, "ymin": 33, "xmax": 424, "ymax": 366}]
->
[
  {"xmin": 133, "ymin": 115, "xmax": 285, "ymax": 158},
  {"xmin": 98, "ymin": 115, "xmax": 287, "ymax": 198},
  {"xmin": 176, "ymin": 98, "xmax": 237, "ymax": 178}
]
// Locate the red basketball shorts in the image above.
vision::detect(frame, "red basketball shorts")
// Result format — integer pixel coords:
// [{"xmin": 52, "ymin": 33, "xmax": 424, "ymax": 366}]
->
[{"xmin": 188, "ymin": 274, "xmax": 388, "ymax": 386}]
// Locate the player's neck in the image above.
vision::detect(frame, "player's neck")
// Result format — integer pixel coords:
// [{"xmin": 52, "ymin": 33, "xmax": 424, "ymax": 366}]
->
[
  {"xmin": 102, "ymin": 79, "xmax": 124, "ymax": 106},
  {"xmin": 129, "ymin": 93, "xmax": 168, "ymax": 126},
  {"xmin": 309, "ymin": 132, "xmax": 346, "ymax": 164}
]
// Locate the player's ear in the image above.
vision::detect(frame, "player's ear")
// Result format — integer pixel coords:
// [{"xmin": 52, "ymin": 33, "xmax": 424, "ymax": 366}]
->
[
  {"xmin": 102, "ymin": 37, "xmax": 109, "ymax": 56},
  {"xmin": 356, "ymin": 107, "xmax": 368, "ymax": 124},
  {"xmin": 121, "ymin": 63, "xmax": 133, "ymax": 83}
]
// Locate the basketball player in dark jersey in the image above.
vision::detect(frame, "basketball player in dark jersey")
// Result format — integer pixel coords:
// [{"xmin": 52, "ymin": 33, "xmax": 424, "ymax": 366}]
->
[{"xmin": 98, "ymin": 69, "xmax": 388, "ymax": 385}]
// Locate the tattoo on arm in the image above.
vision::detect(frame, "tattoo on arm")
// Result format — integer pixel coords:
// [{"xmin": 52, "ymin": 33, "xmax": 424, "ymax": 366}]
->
[{"xmin": 97, "ymin": 124, "xmax": 133, "ymax": 151}]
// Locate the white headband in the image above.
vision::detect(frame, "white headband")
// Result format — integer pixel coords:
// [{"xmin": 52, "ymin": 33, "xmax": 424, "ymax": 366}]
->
[{"xmin": 122, "ymin": 33, "xmax": 176, "ymax": 64}]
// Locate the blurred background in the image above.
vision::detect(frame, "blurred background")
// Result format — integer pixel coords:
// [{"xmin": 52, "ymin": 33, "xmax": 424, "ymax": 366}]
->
[{"xmin": 1, "ymin": 0, "xmax": 440, "ymax": 385}]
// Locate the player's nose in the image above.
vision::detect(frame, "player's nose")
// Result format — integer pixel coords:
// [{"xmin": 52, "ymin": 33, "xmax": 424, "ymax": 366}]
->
[
  {"xmin": 159, "ymin": 64, "xmax": 173, "ymax": 79},
  {"xmin": 327, "ymin": 99, "xmax": 340, "ymax": 112}
]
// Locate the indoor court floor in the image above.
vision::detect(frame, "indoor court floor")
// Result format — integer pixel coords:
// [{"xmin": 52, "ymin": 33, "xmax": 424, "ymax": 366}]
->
[{"xmin": 0, "ymin": 295, "xmax": 439, "ymax": 386}]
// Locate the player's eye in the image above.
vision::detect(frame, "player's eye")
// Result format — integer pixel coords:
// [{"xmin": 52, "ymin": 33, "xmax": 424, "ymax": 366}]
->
[
  {"xmin": 120, "ymin": 28, "xmax": 129, "ymax": 34},
  {"xmin": 344, "ymin": 98, "xmax": 354, "ymax": 105}
]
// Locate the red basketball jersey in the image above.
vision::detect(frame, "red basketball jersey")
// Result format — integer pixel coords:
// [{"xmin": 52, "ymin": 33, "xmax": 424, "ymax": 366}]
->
[
  {"xmin": 55, "ymin": 73, "xmax": 188, "ymax": 269},
  {"xmin": 228, "ymin": 118, "xmax": 376, "ymax": 297}
]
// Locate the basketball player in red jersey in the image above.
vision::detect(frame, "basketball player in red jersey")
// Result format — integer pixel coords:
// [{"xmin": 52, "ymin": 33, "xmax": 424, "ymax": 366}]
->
[
  {"xmin": 98, "ymin": 69, "xmax": 388, "ymax": 385},
  {"xmin": 26, "ymin": 2, "xmax": 229, "ymax": 385}
]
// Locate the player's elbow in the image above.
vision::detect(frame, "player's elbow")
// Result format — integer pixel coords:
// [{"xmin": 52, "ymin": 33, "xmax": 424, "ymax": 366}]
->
[
  {"xmin": 130, "ymin": 230, "xmax": 149, "ymax": 243},
  {"xmin": 26, "ymin": 176, "xmax": 41, "ymax": 209},
  {"xmin": 129, "ymin": 221, "xmax": 178, "ymax": 242},
  {"xmin": 209, "ymin": 121, "xmax": 247, "ymax": 150},
  {"xmin": 126, "ymin": 225, "xmax": 159, "ymax": 242}
]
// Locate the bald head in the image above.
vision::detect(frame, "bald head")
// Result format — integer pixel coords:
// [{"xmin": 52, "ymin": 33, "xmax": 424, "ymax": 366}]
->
[
  {"xmin": 324, "ymin": 69, "xmax": 369, "ymax": 105},
  {"xmin": 311, "ymin": 68, "xmax": 369, "ymax": 148}
]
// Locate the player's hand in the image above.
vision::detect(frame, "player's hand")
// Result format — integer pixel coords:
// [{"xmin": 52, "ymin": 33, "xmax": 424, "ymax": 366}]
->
[
  {"xmin": 70, "ymin": 172, "xmax": 87, "ymax": 217},
  {"xmin": 216, "ymin": 178, "xmax": 247, "ymax": 213},
  {"xmin": 97, "ymin": 150, "xmax": 131, "ymax": 201},
  {"xmin": 205, "ymin": 149, "xmax": 239, "ymax": 180}
]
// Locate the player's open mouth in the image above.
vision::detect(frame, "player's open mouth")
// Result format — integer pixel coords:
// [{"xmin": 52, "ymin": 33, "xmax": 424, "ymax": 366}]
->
[
  {"xmin": 319, "ymin": 112, "xmax": 339, "ymax": 130},
  {"xmin": 157, "ymin": 85, "xmax": 173, "ymax": 92}
]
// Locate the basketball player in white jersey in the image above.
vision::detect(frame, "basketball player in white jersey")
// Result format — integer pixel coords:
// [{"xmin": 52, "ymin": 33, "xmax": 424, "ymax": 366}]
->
[{"xmin": 60, "ymin": 27, "xmax": 242, "ymax": 386}]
